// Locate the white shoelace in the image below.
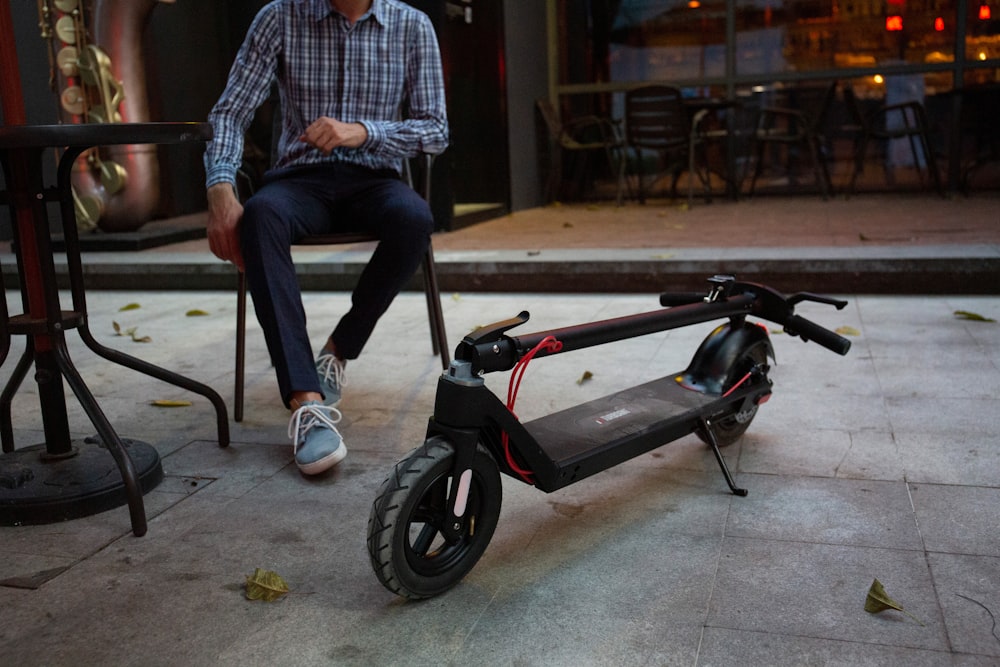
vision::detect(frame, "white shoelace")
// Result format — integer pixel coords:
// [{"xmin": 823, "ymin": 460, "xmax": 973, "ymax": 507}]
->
[
  {"xmin": 316, "ymin": 353, "xmax": 348, "ymax": 390},
  {"xmin": 288, "ymin": 403, "xmax": 343, "ymax": 452}
]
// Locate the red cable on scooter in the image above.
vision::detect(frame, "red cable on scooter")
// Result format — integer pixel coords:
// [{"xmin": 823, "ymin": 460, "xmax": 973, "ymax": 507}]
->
[{"xmin": 502, "ymin": 335, "xmax": 563, "ymax": 483}]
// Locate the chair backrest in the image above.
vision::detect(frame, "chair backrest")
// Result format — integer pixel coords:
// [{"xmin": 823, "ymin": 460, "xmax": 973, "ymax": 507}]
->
[
  {"xmin": 796, "ymin": 80, "xmax": 838, "ymax": 135},
  {"xmin": 536, "ymin": 98, "xmax": 564, "ymax": 140},
  {"xmin": 624, "ymin": 85, "xmax": 689, "ymax": 151}
]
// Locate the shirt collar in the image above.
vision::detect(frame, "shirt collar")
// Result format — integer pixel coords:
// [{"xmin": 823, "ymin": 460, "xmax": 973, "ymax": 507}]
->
[{"xmin": 308, "ymin": 0, "xmax": 386, "ymax": 26}]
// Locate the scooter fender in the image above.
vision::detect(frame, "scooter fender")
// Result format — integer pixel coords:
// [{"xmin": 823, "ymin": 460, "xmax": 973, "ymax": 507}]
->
[{"xmin": 678, "ymin": 321, "xmax": 774, "ymax": 395}]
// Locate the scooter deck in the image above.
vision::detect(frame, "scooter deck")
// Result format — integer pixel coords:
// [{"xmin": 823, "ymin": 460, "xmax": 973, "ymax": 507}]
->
[{"xmin": 522, "ymin": 374, "xmax": 727, "ymax": 490}]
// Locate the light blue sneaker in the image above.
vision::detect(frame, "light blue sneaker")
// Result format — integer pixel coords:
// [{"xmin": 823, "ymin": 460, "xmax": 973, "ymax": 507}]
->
[
  {"xmin": 315, "ymin": 353, "xmax": 347, "ymax": 407},
  {"xmin": 288, "ymin": 401, "xmax": 346, "ymax": 475}
]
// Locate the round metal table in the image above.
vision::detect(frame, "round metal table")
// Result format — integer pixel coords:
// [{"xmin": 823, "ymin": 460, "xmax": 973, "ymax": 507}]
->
[{"xmin": 0, "ymin": 122, "xmax": 229, "ymax": 536}]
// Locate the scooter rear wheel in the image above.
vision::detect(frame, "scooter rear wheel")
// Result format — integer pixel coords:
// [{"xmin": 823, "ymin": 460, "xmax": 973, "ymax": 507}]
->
[
  {"xmin": 700, "ymin": 341, "xmax": 770, "ymax": 447},
  {"xmin": 367, "ymin": 436, "xmax": 502, "ymax": 599}
]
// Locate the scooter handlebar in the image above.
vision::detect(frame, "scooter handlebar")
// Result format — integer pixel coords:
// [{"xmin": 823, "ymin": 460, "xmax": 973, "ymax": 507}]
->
[
  {"xmin": 783, "ymin": 314, "xmax": 852, "ymax": 355},
  {"xmin": 659, "ymin": 292, "xmax": 708, "ymax": 307}
]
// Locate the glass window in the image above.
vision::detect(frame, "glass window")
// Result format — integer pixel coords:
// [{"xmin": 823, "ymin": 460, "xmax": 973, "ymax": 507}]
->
[{"xmin": 561, "ymin": 0, "xmax": 995, "ymax": 87}]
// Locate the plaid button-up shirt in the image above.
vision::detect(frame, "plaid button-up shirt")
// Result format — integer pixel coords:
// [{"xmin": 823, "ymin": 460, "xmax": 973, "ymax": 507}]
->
[{"xmin": 204, "ymin": 0, "xmax": 448, "ymax": 188}]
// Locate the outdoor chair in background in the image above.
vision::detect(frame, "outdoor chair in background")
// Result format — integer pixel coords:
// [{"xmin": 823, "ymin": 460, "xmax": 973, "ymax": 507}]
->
[
  {"xmin": 954, "ymin": 83, "xmax": 1000, "ymax": 193},
  {"xmin": 623, "ymin": 85, "xmax": 693, "ymax": 203},
  {"xmin": 536, "ymin": 98, "xmax": 627, "ymax": 204},
  {"xmin": 841, "ymin": 82, "xmax": 943, "ymax": 196},
  {"xmin": 747, "ymin": 80, "xmax": 837, "ymax": 199},
  {"xmin": 232, "ymin": 151, "xmax": 449, "ymax": 423}
]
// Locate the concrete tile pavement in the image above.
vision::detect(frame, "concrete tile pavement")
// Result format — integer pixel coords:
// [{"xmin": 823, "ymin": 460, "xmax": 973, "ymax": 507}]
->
[{"xmin": 1, "ymin": 285, "xmax": 999, "ymax": 665}]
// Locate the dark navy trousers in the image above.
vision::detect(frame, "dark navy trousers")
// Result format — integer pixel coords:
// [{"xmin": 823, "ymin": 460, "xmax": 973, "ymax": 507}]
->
[{"xmin": 240, "ymin": 162, "xmax": 433, "ymax": 406}]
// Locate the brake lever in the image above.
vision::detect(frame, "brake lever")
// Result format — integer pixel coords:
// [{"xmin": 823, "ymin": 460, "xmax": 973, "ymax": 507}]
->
[{"xmin": 786, "ymin": 292, "xmax": 848, "ymax": 310}]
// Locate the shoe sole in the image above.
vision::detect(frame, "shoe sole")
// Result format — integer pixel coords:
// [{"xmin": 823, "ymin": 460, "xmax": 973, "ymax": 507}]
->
[{"xmin": 297, "ymin": 443, "xmax": 347, "ymax": 475}]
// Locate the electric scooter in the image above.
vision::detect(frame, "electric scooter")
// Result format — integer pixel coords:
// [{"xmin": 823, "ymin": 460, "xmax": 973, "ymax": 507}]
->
[{"xmin": 367, "ymin": 275, "xmax": 852, "ymax": 599}]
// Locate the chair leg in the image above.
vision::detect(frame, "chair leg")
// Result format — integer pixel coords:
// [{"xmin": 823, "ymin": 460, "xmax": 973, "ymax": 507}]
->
[
  {"xmin": 632, "ymin": 147, "xmax": 647, "ymax": 204},
  {"xmin": 847, "ymin": 134, "xmax": 870, "ymax": 196},
  {"xmin": 748, "ymin": 140, "xmax": 766, "ymax": 197},
  {"xmin": 917, "ymin": 130, "xmax": 944, "ymax": 197},
  {"xmin": 688, "ymin": 138, "xmax": 696, "ymax": 206},
  {"xmin": 420, "ymin": 244, "xmax": 450, "ymax": 369},
  {"xmin": 807, "ymin": 137, "xmax": 830, "ymax": 200},
  {"xmin": 235, "ymin": 270, "xmax": 247, "ymax": 423},
  {"xmin": 615, "ymin": 148, "xmax": 626, "ymax": 207}
]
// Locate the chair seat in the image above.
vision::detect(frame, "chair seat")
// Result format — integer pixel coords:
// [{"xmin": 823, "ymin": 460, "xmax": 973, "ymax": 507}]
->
[
  {"xmin": 842, "ymin": 84, "xmax": 943, "ymax": 196},
  {"xmin": 296, "ymin": 233, "xmax": 378, "ymax": 246},
  {"xmin": 748, "ymin": 81, "xmax": 837, "ymax": 199}
]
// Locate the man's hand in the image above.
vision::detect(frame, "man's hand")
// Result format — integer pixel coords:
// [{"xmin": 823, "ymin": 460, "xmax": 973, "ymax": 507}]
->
[
  {"xmin": 299, "ymin": 116, "xmax": 367, "ymax": 154},
  {"xmin": 206, "ymin": 182, "xmax": 245, "ymax": 272}
]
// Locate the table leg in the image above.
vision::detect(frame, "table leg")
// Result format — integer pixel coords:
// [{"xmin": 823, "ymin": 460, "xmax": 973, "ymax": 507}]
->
[{"xmin": 0, "ymin": 146, "xmax": 159, "ymax": 536}]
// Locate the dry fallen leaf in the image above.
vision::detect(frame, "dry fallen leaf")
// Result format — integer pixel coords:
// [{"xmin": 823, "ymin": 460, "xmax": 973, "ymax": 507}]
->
[
  {"xmin": 954, "ymin": 310, "xmax": 995, "ymax": 322},
  {"xmin": 577, "ymin": 370, "xmax": 594, "ymax": 385},
  {"xmin": 112, "ymin": 321, "xmax": 152, "ymax": 343},
  {"xmin": 186, "ymin": 309, "xmax": 210, "ymax": 317},
  {"xmin": 118, "ymin": 303, "xmax": 141, "ymax": 311},
  {"xmin": 835, "ymin": 326, "xmax": 861, "ymax": 336},
  {"xmin": 245, "ymin": 568, "xmax": 289, "ymax": 602},
  {"xmin": 864, "ymin": 578, "xmax": 923, "ymax": 625},
  {"xmin": 150, "ymin": 400, "xmax": 193, "ymax": 408}
]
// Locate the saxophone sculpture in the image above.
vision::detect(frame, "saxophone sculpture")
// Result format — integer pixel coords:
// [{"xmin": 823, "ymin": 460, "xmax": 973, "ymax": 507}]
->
[{"xmin": 37, "ymin": 0, "xmax": 173, "ymax": 232}]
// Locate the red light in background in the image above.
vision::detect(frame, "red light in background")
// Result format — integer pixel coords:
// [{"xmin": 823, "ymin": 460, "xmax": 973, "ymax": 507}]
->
[
  {"xmin": 980, "ymin": 5, "xmax": 992, "ymax": 19},
  {"xmin": 886, "ymin": 15, "xmax": 904, "ymax": 30},
  {"xmin": 934, "ymin": 16, "xmax": 945, "ymax": 30}
]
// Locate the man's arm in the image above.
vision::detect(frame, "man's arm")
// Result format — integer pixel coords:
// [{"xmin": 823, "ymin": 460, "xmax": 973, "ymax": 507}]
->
[
  {"xmin": 358, "ymin": 13, "xmax": 448, "ymax": 159},
  {"xmin": 203, "ymin": 7, "xmax": 282, "ymax": 191},
  {"xmin": 203, "ymin": 7, "xmax": 281, "ymax": 267}
]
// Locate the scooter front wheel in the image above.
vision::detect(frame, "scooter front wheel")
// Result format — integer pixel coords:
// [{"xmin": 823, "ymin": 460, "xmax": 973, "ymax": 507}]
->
[
  {"xmin": 700, "ymin": 341, "xmax": 770, "ymax": 447},
  {"xmin": 367, "ymin": 436, "xmax": 502, "ymax": 599}
]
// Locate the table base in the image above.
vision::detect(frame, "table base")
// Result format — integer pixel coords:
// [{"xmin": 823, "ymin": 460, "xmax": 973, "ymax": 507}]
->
[{"xmin": 0, "ymin": 437, "xmax": 162, "ymax": 526}]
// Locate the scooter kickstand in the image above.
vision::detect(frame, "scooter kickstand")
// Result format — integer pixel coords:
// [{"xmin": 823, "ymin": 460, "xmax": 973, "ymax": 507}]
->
[{"xmin": 698, "ymin": 417, "xmax": 749, "ymax": 496}]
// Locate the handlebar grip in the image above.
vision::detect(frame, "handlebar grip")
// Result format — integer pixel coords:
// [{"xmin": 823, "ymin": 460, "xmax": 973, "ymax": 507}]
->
[
  {"xmin": 659, "ymin": 292, "xmax": 707, "ymax": 307},
  {"xmin": 784, "ymin": 314, "xmax": 852, "ymax": 355}
]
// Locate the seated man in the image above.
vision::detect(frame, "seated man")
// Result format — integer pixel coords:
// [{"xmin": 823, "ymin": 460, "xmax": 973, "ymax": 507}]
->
[{"xmin": 203, "ymin": 0, "xmax": 448, "ymax": 475}]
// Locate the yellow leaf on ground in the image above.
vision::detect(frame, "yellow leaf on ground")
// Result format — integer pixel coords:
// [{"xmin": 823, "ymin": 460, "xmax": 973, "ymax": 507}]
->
[
  {"xmin": 186, "ymin": 309, "xmax": 210, "ymax": 317},
  {"xmin": 864, "ymin": 578, "xmax": 923, "ymax": 625},
  {"xmin": 150, "ymin": 400, "xmax": 193, "ymax": 408},
  {"xmin": 118, "ymin": 303, "xmax": 141, "ymax": 311},
  {"xmin": 577, "ymin": 370, "xmax": 594, "ymax": 385},
  {"xmin": 835, "ymin": 326, "xmax": 861, "ymax": 336},
  {"xmin": 245, "ymin": 568, "xmax": 289, "ymax": 602},
  {"xmin": 954, "ymin": 310, "xmax": 996, "ymax": 322}
]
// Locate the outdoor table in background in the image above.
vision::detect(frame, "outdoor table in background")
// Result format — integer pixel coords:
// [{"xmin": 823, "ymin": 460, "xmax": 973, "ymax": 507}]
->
[
  {"xmin": 682, "ymin": 96, "xmax": 745, "ymax": 203},
  {"xmin": 0, "ymin": 122, "xmax": 229, "ymax": 537}
]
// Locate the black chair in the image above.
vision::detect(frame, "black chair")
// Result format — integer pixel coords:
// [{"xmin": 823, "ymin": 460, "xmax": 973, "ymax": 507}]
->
[
  {"xmin": 536, "ymin": 98, "xmax": 627, "ymax": 204},
  {"xmin": 623, "ymin": 85, "xmax": 692, "ymax": 203},
  {"xmin": 842, "ymin": 82, "xmax": 943, "ymax": 196},
  {"xmin": 747, "ymin": 81, "xmax": 837, "ymax": 199},
  {"xmin": 232, "ymin": 154, "xmax": 449, "ymax": 422}
]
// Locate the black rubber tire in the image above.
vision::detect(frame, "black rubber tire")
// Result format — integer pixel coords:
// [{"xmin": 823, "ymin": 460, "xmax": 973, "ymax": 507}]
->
[
  {"xmin": 367, "ymin": 436, "xmax": 502, "ymax": 599},
  {"xmin": 698, "ymin": 342, "xmax": 769, "ymax": 447}
]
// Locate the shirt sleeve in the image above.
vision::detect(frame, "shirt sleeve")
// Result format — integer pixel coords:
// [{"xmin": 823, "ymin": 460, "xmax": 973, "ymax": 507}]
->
[
  {"xmin": 360, "ymin": 13, "xmax": 449, "ymax": 159},
  {"xmin": 203, "ymin": 8, "xmax": 282, "ymax": 189}
]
